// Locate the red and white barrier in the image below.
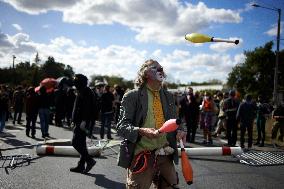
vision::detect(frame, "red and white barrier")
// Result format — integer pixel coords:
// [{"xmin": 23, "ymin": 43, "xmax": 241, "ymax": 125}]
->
[
  {"xmin": 178, "ymin": 146, "xmax": 242, "ymax": 156},
  {"xmin": 36, "ymin": 145, "xmax": 102, "ymax": 157}
]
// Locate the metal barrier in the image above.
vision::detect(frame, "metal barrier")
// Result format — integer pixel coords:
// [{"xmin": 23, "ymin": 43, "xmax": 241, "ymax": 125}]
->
[
  {"xmin": 235, "ymin": 151, "xmax": 284, "ymax": 166},
  {"xmin": 0, "ymin": 149, "xmax": 32, "ymax": 174}
]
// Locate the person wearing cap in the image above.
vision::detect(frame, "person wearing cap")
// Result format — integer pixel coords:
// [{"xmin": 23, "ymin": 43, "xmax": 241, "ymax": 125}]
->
[
  {"xmin": 223, "ymin": 90, "xmax": 240, "ymax": 146},
  {"xmin": 117, "ymin": 59, "xmax": 186, "ymax": 189},
  {"xmin": 70, "ymin": 74, "xmax": 97, "ymax": 174}
]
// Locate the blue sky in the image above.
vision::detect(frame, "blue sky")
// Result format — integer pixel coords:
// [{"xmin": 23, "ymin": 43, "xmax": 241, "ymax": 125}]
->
[{"xmin": 0, "ymin": 0, "xmax": 283, "ymax": 84}]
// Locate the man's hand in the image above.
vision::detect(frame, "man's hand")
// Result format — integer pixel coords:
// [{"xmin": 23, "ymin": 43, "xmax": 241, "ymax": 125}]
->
[
  {"xmin": 139, "ymin": 128, "xmax": 162, "ymax": 139},
  {"xmin": 176, "ymin": 130, "xmax": 187, "ymax": 144}
]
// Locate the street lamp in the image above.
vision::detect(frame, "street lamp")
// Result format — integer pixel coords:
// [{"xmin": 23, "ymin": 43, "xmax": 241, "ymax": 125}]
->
[
  {"xmin": 12, "ymin": 55, "xmax": 16, "ymax": 69},
  {"xmin": 252, "ymin": 3, "xmax": 281, "ymax": 105},
  {"xmin": 12, "ymin": 55, "xmax": 16, "ymax": 85}
]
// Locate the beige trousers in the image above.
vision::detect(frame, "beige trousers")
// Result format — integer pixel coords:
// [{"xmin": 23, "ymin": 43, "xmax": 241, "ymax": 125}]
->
[{"xmin": 126, "ymin": 155, "xmax": 178, "ymax": 189}]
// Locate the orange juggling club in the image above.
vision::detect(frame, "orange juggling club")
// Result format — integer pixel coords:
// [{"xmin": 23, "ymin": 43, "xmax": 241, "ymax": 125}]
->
[
  {"xmin": 158, "ymin": 119, "xmax": 181, "ymax": 133},
  {"xmin": 180, "ymin": 139, "xmax": 193, "ymax": 185}
]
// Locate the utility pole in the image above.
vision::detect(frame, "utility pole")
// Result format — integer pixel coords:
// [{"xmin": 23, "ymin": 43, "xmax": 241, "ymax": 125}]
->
[
  {"xmin": 252, "ymin": 4, "xmax": 282, "ymax": 105},
  {"xmin": 12, "ymin": 55, "xmax": 16, "ymax": 69},
  {"xmin": 12, "ymin": 55, "xmax": 16, "ymax": 85}
]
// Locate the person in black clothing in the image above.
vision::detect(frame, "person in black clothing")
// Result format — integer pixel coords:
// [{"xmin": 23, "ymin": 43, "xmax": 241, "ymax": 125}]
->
[
  {"xmin": 25, "ymin": 87, "xmax": 39, "ymax": 138},
  {"xmin": 255, "ymin": 95, "xmax": 270, "ymax": 147},
  {"xmin": 54, "ymin": 85, "xmax": 66, "ymax": 127},
  {"xmin": 179, "ymin": 92, "xmax": 199, "ymax": 143},
  {"xmin": 38, "ymin": 86, "xmax": 51, "ymax": 138},
  {"xmin": 100, "ymin": 85, "xmax": 114, "ymax": 139},
  {"xmin": 70, "ymin": 74, "xmax": 96, "ymax": 174},
  {"xmin": 13, "ymin": 86, "xmax": 25, "ymax": 124},
  {"xmin": 113, "ymin": 84, "xmax": 124, "ymax": 124},
  {"xmin": 236, "ymin": 94, "xmax": 256, "ymax": 149},
  {"xmin": 223, "ymin": 90, "xmax": 240, "ymax": 146},
  {"xmin": 0, "ymin": 85, "xmax": 9, "ymax": 132},
  {"xmin": 65, "ymin": 88, "xmax": 76, "ymax": 127}
]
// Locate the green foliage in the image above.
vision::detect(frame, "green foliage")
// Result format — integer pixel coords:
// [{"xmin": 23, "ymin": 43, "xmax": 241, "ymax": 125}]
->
[
  {"xmin": 227, "ymin": 41, "xmax": 284, "ymax": 100},
  {"xmin": 0, "ymin": 55, "xmax": 74, "ymax": 87}
]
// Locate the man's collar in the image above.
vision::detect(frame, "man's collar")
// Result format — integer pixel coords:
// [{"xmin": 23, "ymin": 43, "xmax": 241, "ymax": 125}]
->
[{"xmin": 146, "ymin": 84, "xmax": 161, "ymax": 93}]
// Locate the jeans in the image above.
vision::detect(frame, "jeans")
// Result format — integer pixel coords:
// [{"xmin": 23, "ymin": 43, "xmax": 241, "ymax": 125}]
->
[
  {"xmin": 0, "ymin": 111, "xmax": 6, "ymax": 132},
  {"xmin": 256, "ymin": 117, "xmax": 266, "ymax": 143},
  {"xmin": 226, "ymin": 117, "xmax": 238, "ymax": 146},
  {"xmin": 240, "ymin": 122, "xmax": 253, "ymax": 148},
  {"xmin": 26, "ymin": 112, "xmax": 38, "ymax": 136},
  {"xmin": 39, "ymin": 108, "xmax": 50, "ymax": 136},
  {"xmin": 100, "ymin": 112, "xmax": 113, "ymax": 139}
]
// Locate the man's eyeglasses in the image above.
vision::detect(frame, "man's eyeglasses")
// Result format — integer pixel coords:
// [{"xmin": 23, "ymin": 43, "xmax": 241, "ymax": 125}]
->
[{"xmin": 149, "ymin": 66, "xmax": 163, "ymax": 72}]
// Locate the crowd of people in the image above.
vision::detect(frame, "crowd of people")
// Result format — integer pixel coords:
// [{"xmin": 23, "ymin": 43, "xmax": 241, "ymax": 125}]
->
[
  {"xmin": 177, "ymin": 86, "xmax": 284, "ymax": 149},
  {"xmin": 1, "ymin": 59, "xmax": 284, "ymax": 188},
  {"xmin": 0, "ymin": 81, "xmax": 125, "ymax": 140}
]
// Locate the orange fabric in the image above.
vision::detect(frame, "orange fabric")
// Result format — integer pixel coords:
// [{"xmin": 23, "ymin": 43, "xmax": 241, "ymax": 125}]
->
[
  {"xmin": 153, "ymin": 91, "xmax": 165, "ymax": 129},
  {"xmin": 203, "ymin": 99, "xmax": 213, "ymax": 111}
]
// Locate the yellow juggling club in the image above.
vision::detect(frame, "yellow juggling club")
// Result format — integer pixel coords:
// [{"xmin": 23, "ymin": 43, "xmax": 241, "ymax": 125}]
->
[{"xmin": 185, "ymin": 33, "xmax": 239, "ymax": 45}]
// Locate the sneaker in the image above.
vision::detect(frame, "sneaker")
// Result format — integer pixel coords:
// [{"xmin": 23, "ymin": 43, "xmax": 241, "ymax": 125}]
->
[
  {"xmin": 83, "ymin": 159, "xmax": 96, "ymax": 174},
  {"xmin": 70, "ymin": 166, "xmax": 85, "ymax": 173}
]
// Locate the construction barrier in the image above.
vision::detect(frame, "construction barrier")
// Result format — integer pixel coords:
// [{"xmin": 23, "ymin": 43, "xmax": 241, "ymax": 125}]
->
[
  {"xmin": 36, "ymin": 145, "xmax": 102, "ymax": 157},
  {"xmin": 37, "ymin": 139, "xmax": 72, "ymax": 146},
  {"xmin": 178, "ymin": 146, "xmax": 242, "ymax": 156}
]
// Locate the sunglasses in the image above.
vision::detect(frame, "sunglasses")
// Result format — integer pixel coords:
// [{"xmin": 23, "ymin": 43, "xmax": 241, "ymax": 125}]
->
[{"xmin": 149, "ymin": 66, "xmax": 163, "ymax": 72}]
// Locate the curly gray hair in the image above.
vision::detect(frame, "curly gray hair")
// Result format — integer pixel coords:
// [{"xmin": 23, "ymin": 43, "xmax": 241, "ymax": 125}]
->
[{"xmin": 134, "ymin": 59, "xmax": 166, "ymax": 88}]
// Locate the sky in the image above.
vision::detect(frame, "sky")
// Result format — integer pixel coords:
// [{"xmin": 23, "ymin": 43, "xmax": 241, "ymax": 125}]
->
[{"xmin": 0, "ymin": 0, "xmax": 283, "ymax": 84}]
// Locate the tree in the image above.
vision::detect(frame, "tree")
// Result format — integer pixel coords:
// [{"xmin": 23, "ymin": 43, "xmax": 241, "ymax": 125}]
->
[
  {"xmin": 227, "ymin": 41, "xmax": 284, "ymax": 101},
  {"xmin": 40, "ymin": 56, "xmax": 74, "ymax": 79}
]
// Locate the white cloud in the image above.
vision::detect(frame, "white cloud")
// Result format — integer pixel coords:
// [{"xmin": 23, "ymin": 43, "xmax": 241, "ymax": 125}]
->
[
  {"xmin": 2, "ymin": 0, "xmax": 242, "ymax": 45},
  {"xmin": 265, "ymin": 22, "xmax": 283, "ymax": 36},
  {"xmin": 42, "ymin": 24, "xmax": 50, "ymax": 29},
  {"xmin": 209, "ymin": 37, "xmax": 243, "ymax": 53},
  {"xmin": 12, "ymin": 23, "xmax": 22, "ymax": 31},
  {"xmin": 2, "ymin": 0, "xmax": 78, "ymax": 15},
  {"xmin": 0, "ymin": 32, "xmax": 243, "ymax": 83}
]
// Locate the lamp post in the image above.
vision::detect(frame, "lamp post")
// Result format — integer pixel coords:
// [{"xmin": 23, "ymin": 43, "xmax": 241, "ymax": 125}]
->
[
  {"xmin": 12, "ymin": 55, "xmax": 16, "ymax": 69},
  {"xmin": 252, "ymin": 3, "xmax": 281, "ymax": 105},
  {"xmin": 12, "ymin": 55, "xmax": 16, "ymax": 85}
]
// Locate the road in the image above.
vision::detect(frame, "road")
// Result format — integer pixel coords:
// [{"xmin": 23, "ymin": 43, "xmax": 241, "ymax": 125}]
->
[{"xmin": 1, "ymin": 117, "xmax": 284, "ymax": 189}]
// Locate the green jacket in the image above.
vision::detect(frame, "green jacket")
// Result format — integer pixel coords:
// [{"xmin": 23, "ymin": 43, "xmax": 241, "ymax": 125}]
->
[{"xmin": 117, "ymin": 85, "xmax": 179, "ymax": 168}]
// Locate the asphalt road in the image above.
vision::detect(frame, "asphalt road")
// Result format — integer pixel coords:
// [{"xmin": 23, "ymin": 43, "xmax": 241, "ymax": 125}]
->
[{"xmin": 1, "ymin": 117, "xmax": 284, "ymax": 189}]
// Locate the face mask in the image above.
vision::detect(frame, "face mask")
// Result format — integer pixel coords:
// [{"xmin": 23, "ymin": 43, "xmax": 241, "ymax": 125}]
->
[
  {"xmin": 155, "ymin": 71, "xmax": 164, "ymax": 82},
  {"xmin": 148, "ymin": 66, "xmax": 164, "ymax": 82}
]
